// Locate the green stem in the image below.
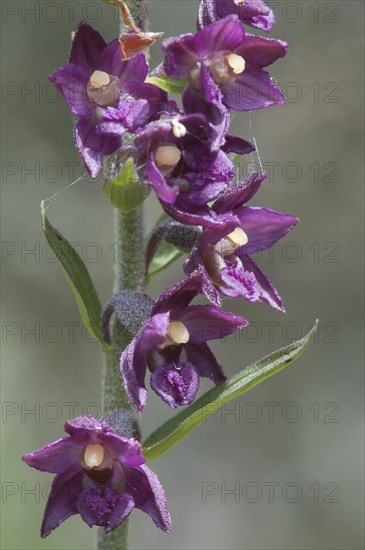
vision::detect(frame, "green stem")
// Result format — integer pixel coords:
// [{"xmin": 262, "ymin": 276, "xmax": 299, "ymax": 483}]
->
[
  {"xmin": 98, "ymin": 3, "xmax": 149, "ymax": 548},
  {"xmin": 98, "ymin": 208, "xmax": 144, "ymax": 550}
]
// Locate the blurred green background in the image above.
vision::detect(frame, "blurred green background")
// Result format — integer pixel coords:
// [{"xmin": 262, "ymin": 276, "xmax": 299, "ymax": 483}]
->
[{"xmin": 1, "ymin": 1, "xmax": 364, "ymax": 549}]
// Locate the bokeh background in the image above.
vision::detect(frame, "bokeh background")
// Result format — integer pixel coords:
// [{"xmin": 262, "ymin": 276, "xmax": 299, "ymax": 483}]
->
[{"xmin": 1, "ymin": 1, "xmax": 364, "ymax": 549}]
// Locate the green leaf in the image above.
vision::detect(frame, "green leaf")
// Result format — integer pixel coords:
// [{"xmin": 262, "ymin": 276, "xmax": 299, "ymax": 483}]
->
[
  {"xmin": 143, "ymin": 320, "xmax": 318, "ymax": 461},
  {"xmin": 146, "ymin": 75, "xmax": 188, "ymax": 95},
  {"xmin": 147, "ymin": 239, "xmax": 183, "ymax": 278},
  {"xmin": 40, "ymin": 201, "xmax": 110, "ymax": 351},
  {"xmin": 104, "ymin": 157, "xmax": 150, "ymax": 214}
]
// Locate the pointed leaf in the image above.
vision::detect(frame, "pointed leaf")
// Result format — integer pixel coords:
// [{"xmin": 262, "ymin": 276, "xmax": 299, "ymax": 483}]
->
[
  {"xmin": 41, "ymin": 201, "xmax": 110, "ymax": 351},
  {"xmin": 143, "ymin": 320, "xmax": 318, "ymax": 461},
  {"xmin": 146, "ymin": 75, "xmax": 188, "ymax": 95},
  {"xmin": 104, "ymin": 157, "xmax": 150, "ymax": 213}
]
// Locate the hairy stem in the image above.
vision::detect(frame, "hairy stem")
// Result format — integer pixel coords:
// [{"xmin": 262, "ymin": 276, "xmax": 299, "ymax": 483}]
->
[
  {"xmin": 98, "ymin": 3, "xmax": 149, "ymax": 548},
  {"xmin": 98, "ymin": 209, "xmax": 144, "ymax": 550}
]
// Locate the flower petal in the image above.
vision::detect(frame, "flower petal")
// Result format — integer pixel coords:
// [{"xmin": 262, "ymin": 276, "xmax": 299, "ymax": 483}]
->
[
  {"xmin": 70, "ymin": 22, "xmax": 106, "ymax": 69},
  {"xmin": 22, "ymin": 438, "xmax": 83, "ymax": 474},
  {"xmin": 124, "ymin": 465, "xmax": 172, "ymax": 532},
  {"xmin": 49, "ymin": 64, "xmax": 91, "ymax": 116},
  {"xmin": 183, "ymin": 67, "xmax": 229, "ymax": 152},
  {"xmin": 194, "ymin": 15, "xmax": 245, "ymax": 58},
  {"xmin": 65, "ymin": 415, "xmax": 112, "ymax": 437},
  {"xmin": 100, "ymin": 99, "xmax": 150, "ymax": 135},
  {"xmin": 176, "ymin": 304, "xmax": 248, "ymax": 343},
  {"xmin": 97, "ymin": 432, "xmax": 145, "ymax": 468},
  {"xmin": 152, "ymin": 273, "xmax": 203, "ymax": 315},
  {"xmin": 223, "ymin": 68, "xmax": 285, "ymax": 111},
  {"xmin": 145, "ymin": 157, "xmax": 180, "ymax": 204},
  {"xmin": 235, "ymin": 34, "xmax": 287, "ymax": 68},
  {"xmin": 222, "ymin": 134, "xmax": 255, "ymax": 155},
  {"xmin": 200, "ymin": 0, "xmax": 275, "ymax": 33},
  {"xmin": 236, "ymin": 206, "xmax": 299, "ymax": 254},
  {"xmin": 213, "ymin": 172, "xmax": 266, "ymax": 214},
  {"xmin": 150, "ymin": 362, "xmax": 200, "ymax": 408},
  {"xmin": 120, "ymin": 336, "xmax": 149, "ymax": 413},
  {"xmin": 105, "ymin": 493, "xmax": 135, "ymax": 532},
  {"xmin": 239, "ymin": 254, "xmax": 285, "ymax": 312},
  {"xmin": 135, "ymin": 83, "xmax": 179, "ymax": 119},
  {"xmin": 185, "ymin": 342, "xmax": 226, "ymax": 385},
  {"xmin": 97, "ymin": 41, "xmax": 147, "ymax": 94},
  {"xmin": 74, "ymin": 117, "xmax": 121, "ymax": 179},
  {"xmin": 41, "ymin": 467, "xmax": 83, "ymax": 537},
  {"xmin": 162, "ymin": 33, "xmax": 197, "ymax": 79},
  {"xmin": 140, "ymin": 312, "xmax": 170, "ymax": 351}
]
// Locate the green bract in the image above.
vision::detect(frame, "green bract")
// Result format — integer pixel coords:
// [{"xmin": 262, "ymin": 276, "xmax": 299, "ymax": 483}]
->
[
  {"xmin": 143, "ymin": 320, "xmax": 318, "ymax": 461},
  {"xmin": 104, "ymin": 157, "xmax": 150, "ymax": 213},
  {"xmin": 41, "ymin": 201, "xmax": 109, "ymax": 351}
]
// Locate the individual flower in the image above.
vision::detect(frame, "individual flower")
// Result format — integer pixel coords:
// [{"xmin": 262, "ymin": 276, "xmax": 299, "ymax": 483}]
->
[
  {"xmin": 134, "ymin": 110, "xmax": 253, "ymax": 215},
  {"xmin": 198, "ymin": 0, "xmax": 275, "ymax": 33},
  {"xmin": 134, "ymin": 112, "xmax": 251, "ymax": 207},
  {"xmin": 162, "ymin": 133, "xmax": 254, "ymax": 229},
  {"xmin": 98, "ymin": 83, "xmax": 179, "ymax": 139},
  {"xmin": 163, "ymin": 15, "xmax": 287, "ymax": 114},
  {"xmin": 184, "ymin": 172, "xmax": 299, "ymax": 311},
  {"xmin": 50, "ymin": 22, "xmax": 148, "ymax": 178},
  {"xmin": 120, "ymin": 273, "xmax": 248, "ymax": 411},
  {"xmin": 22, "ymin": 415, "xmax": 171, "ymax": 537}
]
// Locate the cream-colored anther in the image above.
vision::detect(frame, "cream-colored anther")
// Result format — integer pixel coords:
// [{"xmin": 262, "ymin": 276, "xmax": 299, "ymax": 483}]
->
[
  {"xmin": 171, "ymin": 119, "xmax": 187, "ymax": 138},
  {"xmin": 89, "ymin": 70, "xmax": 111, "ymax": 89},
  {"xmin": 84, "ymin": 444, "xmax": 105, "ymax": 468},
  {"xmin": 234, "ymin": 0, "xmax": 245, "ymax": 5},
  {"xmin": 226, "ymin": 227, "xmax": 248, "ymax": 247},
  {"xmin": 226, "ymin": 54, "xmax": 246, "ymax": 75},
  {"xmin": 168, "ymin": 321, "xmax": 190, "ymax": 345},
  {"xmin": 155, "ymin": 145, "xmax": 182, "ymax": 168}
]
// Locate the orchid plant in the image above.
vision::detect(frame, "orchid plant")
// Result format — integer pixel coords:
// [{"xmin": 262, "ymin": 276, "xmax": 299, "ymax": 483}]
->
[{"xmin": 23, "ymin": 1, "xmax": 317, "ymax": 549}]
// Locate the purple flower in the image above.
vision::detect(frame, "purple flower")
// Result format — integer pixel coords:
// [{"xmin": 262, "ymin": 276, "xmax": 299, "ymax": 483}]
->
[
  {"xmin": 120, "ymin": 273, "xmax": 248, "ymax": 411},
  {"xmin": 98, "ymin": 83, "xmax": 179, "ymax": 138},
  {"xmin": 198, "ymin": 0, "xmax": 275, "ymax": 33},
  {"xmin": 162, "ymin": 133, "xmax": 254, "ymax": 229},
  {"xmin": 163, "ymin": 15, "xmax": 287, "ymax": 113},
  {"xmin": 22, "ymin": 415, "xmax": 171, "ymax": 537},
  {"xmin": 184, "ymin": 172, "xmax": 299, "ymax": 311},
  {"xmin": 134, "ymin": 112, "xmax": 243, "ymax": 205},
  {"xmin": 50, "ymin": 22, "xmax": 148, "ymax": 178}
]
